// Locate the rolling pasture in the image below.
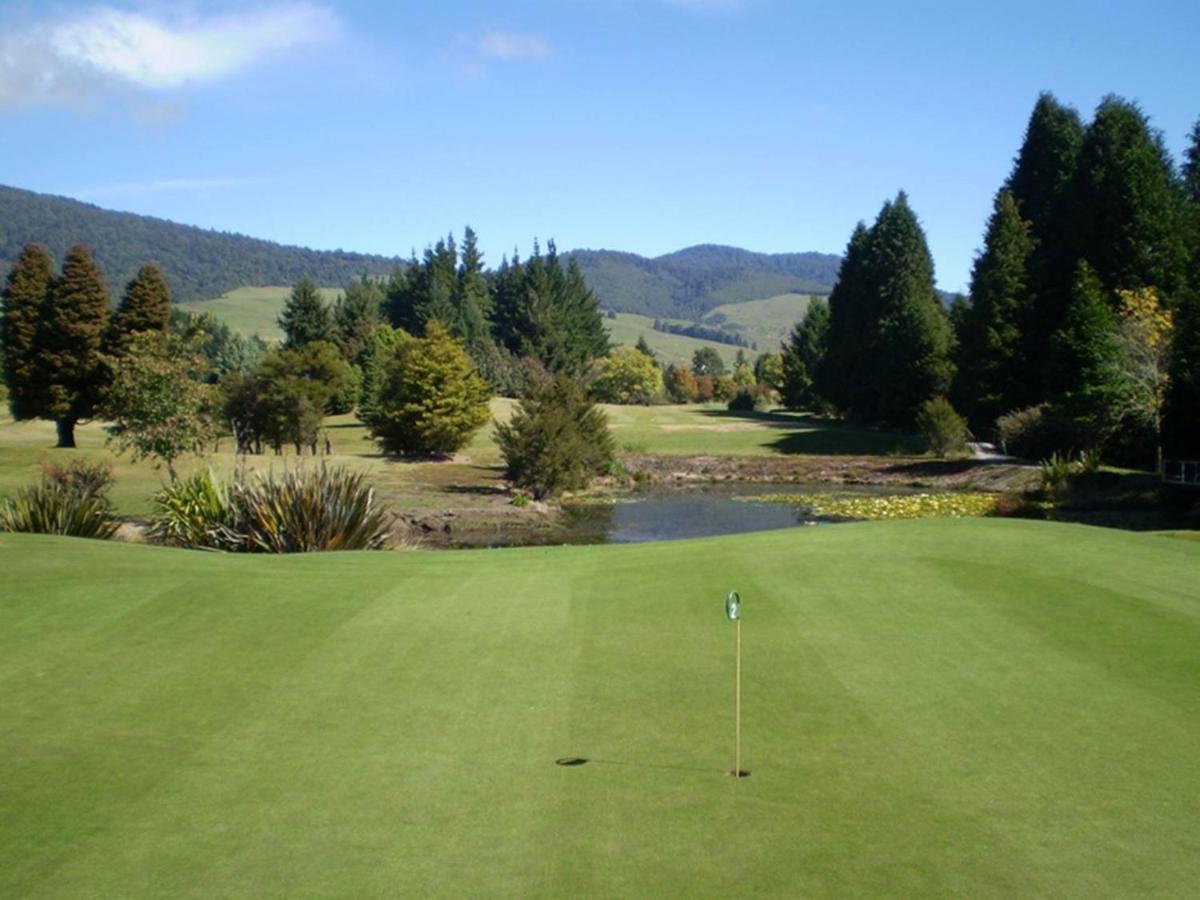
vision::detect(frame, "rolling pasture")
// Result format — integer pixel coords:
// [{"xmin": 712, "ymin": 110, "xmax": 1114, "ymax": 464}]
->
[
  {"xmin": 176, "ymin": 286, "xmax": 341, "ymax": 342},
  {"xmin": 3, "ymin": 519, "xmax": 1199, "ymax": 895},
  {"xmin": 703, "ymin": 292, "xmax": 817, "ymax": 352}
]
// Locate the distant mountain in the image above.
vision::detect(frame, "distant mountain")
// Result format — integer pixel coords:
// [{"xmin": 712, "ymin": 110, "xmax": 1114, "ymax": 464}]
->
[
  {"xmin": 0, "ymin": 184, "xmax": 841, "ymax": 315},
  {"xmin": 0, "ymin": 185, "xmax": 403, "ymax": 302},
  {"xmin": 566, "ymin": 245, "xmax": 841, "ymax": 320}
]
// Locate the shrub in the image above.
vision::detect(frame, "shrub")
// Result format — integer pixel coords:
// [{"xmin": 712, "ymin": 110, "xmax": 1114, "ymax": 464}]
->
[
  {"xmin": 712, "ymin": 374, "xmax": 738, "ymax": 402},
  {"xmin": 495, "ymin": 375, "xmax": 615, "ymax": 499},
  {"xmin": 727, "ymin": 386, "xmax": 766, "ymax": 412},
  {"xmin": 917, "ymin": 396, "xmax": 970, "ymax": 458},
  {"xmin": 150, "ymin": 465, "xmax": 388, "ymax": 552},
  {"xmin": 0, "ymin": 461, "xmax": 118, "ymax": 539},
  {"xmin": 363, "ymin": 322, "xmax": 491, "ymax": 457},
  {"xmin": 996, "ymin": 404, "xmax": 1062, "ymax": 459},
  {"xmin": 589, "ymin": 347, "xmax": 664, "ymax": 404},
  {"xmin": 149, "ymin": 468, "xmax": 241, "ymax": 551}
]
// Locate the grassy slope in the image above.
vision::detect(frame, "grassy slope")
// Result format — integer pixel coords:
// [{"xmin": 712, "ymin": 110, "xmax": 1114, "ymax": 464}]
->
[
  {"xmin": 606, "ymin": 312, "xmax": 741, "ymax": 367},
  {"xmin": 176, "ymin": 286, "xmax": 341, "ymax": 342},
  {"xmin": 2, "ymin": 519, "xmax": 1199, "ymax": 896},
  {"xmin": 0, "ymin": 406, "xmax": 918, "ymax": 515},
  {"xmin": 704, "ymin": 292, "xmax": 815, "ymax": 353}
]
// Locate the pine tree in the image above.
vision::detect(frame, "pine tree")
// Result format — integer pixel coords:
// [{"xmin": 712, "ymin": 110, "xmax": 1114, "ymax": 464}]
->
[
  {"xmin": 279, "ymin": 276, "xmax": 334, "ymax": 348},
  {"xmin": 781, "ymin": 298, "xmax": 829, "ymax": 410},
  {"xmin": 1183, "ymin": 117, "xmax": 1200, "ymax": 205},
  {"xmin": 1004, "ymin": 93, "xmax": 1085, "ymax": 398},
  {"xmin": 109, "ymin": 264, "xmax": 171, "ymax": 349},
  {"xmin": 1048, "ymin": 261, "xmax": 1129, "ymax": 450},
  {"xmin": 815, "ymin": 223, "xmax": 871, "ymax": 414},
  {"xmin": 40, "ymin": 245, "xmax": 110, "ymax": 447},
  {"xmin": 1, "ymin": 244, "xmax": 55, "ymax": 420},
  {"xmin": 456, "ymin": 227, "xmax": 492, "ymax": 347},
  {"xmin": 1072, "ymin": 96, "xmax": 1188, "ymax": 298},
  {"xmin": 861, "ymin": 193, "xmax": 954, "ymax": 426},
  {"xmin": 333, "ymin": 275, "xmax": 385, "ymax": 364},
  {"xmin": 953, "ymin": 191, "xmax": 1035, "ymax": 428}
]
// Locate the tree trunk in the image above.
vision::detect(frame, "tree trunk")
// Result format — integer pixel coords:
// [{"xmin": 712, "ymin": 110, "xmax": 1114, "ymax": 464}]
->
[{"xmin": 55, "ymin": 418, "xmax": 77, "ymax": 448}]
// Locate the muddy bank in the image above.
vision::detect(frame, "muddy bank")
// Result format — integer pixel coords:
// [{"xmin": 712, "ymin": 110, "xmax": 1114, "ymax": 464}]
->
[
  {"xmin": 387, "ymin": 501, "xmax": 564, "ymax": 548},
  {"xmin": 620, "ymin": 453, "xmax": 1041, "ymax": 493}
]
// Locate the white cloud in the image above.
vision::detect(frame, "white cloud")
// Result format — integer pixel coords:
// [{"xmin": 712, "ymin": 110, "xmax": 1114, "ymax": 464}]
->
[
  {"xmin": 75, "ymin": 176, "xmax": 266, "ymax": 199},
  {"xmin": 0, "ymin": 3, "xmax": 339, "ymax": 108},
  {"xmin": 478, "ymin": 31, "xmax": 551, "ymax": 62}
]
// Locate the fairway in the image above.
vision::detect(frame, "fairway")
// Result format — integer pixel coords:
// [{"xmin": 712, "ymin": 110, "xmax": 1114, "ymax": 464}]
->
[{"xmin": 3, "ymin": 519, "xmax": 1199, "ymax": 896}]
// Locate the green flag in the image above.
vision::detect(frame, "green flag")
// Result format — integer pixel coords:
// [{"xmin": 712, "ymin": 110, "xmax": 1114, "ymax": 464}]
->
[{"xmin": 726, "ymin": 590, "xmax": 741, "ymax": 621}]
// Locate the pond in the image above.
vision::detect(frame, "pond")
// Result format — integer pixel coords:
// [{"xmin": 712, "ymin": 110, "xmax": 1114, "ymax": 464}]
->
[{"xmin": 447, "ymin": 483, "xmax": 915, "ymax": 549}]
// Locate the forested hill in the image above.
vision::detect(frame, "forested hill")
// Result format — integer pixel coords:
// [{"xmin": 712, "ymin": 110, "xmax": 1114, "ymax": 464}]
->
[
  {"xmin": 0, "ymin": 185, "xmax": 404, "ymax": 301},
  {"xmin": 567, "ymin": 245, "xmax": 842, "ymax": 319}
]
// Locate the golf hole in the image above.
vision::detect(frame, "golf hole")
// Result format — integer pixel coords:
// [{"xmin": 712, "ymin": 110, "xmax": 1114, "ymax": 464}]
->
[
  {"xmin": 556, "ymin": 757, "xmax": 589, "ymax": 767},
  {"xmin": 728, "ymin": 769, "xmax": 751, "ymax": 778}
]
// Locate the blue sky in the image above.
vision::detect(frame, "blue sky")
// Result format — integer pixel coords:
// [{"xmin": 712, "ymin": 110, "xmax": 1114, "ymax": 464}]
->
[{"xmin": 0, "ymin": 0, "xmax": 1197, "ymax": 292}]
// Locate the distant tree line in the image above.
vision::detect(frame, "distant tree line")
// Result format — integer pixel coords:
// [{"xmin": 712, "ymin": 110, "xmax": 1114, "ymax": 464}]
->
[
  {"xmin": 652, "ymin": 318, "xmax": 754, "ymax": 349},
  {"xmin": 780, "ymin": 92, "xmax": 1200, "ymax": 468}
]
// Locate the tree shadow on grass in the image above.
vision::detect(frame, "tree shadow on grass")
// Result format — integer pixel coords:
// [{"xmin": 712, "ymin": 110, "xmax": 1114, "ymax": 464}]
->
[
  {"xmin": 700, "ymin": 408, "xmax": 923, "ymax": 456},
  {"xmin": 557, "ymin": 756, "xmax": 726, "ymax": 776}
]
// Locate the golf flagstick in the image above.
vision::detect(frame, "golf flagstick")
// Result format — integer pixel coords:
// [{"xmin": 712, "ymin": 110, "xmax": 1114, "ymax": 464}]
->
[{"xmin": 726, "ymin": 590, "xmax": 745, "ymax": 778}]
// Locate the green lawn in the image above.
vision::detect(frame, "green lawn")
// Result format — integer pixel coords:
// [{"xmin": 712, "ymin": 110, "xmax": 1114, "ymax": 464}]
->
[
  {"xmin": 0, "ymin": 405, "xmax": 919, "ymax": 515},
  {"xmin": 2, "ymin": 519, "xmax": 1199, "ymax": 895}
]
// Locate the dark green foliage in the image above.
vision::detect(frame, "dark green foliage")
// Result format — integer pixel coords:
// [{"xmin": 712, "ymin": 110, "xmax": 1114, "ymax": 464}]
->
[
  {"xmin": 333, "ymin": 275, "xmax": 385, "ymax": 364},
  {"xmin": 491, "ymin": 243, "xmax": 609, "ymax": 374},
  {"xmin": 108, "ymin": 264, "xmax": 171, "ymax": 350},
  {"xmin": 362, "ymin": 322, "xmax": 491, "ymax": 457},
  {"xmin": 916, "ymin": 397, "xmax": 970, "ymax": 458},
  {"xmin": 634, "ymin": 335, "xmax": 656, "ymax": 359},
  {"xmin": 727, "ymin": 386, "xmax": 767, "ymax": 412},
  {"xmin": 170, "ymin": 308, "xmax": 264, "ymax": 380},
  {"xmin": 690, "ymin": 346, "xmax": 725, "ymax": 377},
  {"xmin": 1071, "ymin": 96, "xmax": 1188, "ymax": 298},
  {"xmin": 653, "ymin": 318, "xmax": 750, "ymax": 347},
  {"xmin": 1183, "ymin": 118, "xmax": 1200, "ymax": 205},
  {"xmin": 386, "ymin": 229, "xmax": 492, "ymax": 348},
  {"xmin": 279, "ymin": 277, "xmax": 334, "ymax": 348},
  {"xmin": 1163, "ymin": 279, "xmax": 1200, "ymax": 459},
  {"xmin": 1047, "ymin": 262, "xmax": 1129, "ymax": 449},
  {"xmin": 223, "ymin": 341, "xmax": 355, "ymax": 453},
  {"xmin": 41, "ymin": 245, "xmax": 110, "ymax": 447},
  {"xmin": 823, "ymin": 196, "xmax": 953, "ymax": 426},
  {"xmin": 150, "ymin": 466, "xmax": 387, "ymax": 553},
  {"xmin": 0, "ymin": 184, "xmax": 402, "ymax": 301},
  {"xmin": 1, "ymin": 243, "xmax": 55, "ymax": 419},
  {"xmin": 0, "ymin": 461, "xmax": 118, "ymax": 539},
  {"xmin": 781, "ymin": 297, "xmax": 829, "ymax": 410},
  {"xmin": 495, "ymin": 375, "xmax": 615, "ymax": 499},
  {"xmin": 953, "ymin": 191, "xmax": 1035, "ymax": 429}
]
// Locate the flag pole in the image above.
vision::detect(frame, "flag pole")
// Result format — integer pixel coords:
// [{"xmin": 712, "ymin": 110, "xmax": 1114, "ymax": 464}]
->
[{"xmin": 735, "ymin": 615, "xmax": 742, "ymax": 777}]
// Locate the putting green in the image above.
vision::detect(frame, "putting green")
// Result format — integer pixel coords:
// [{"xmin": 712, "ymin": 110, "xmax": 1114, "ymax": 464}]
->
[{"xmin": 2, "ymin": 519, "xmax": 1198, "ymax": 896}]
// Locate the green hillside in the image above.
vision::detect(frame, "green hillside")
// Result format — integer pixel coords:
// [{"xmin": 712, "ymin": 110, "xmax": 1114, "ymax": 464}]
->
[
  {"xmin": 3, "ymin": 520, "xmax": 1200, "ymax": 895},
  {"xmin": 176, "ymin": 286, "xmax": 340, "ymax": 341},
  {"xmin": 606, "ymin": 312, "xmax": 740, "ymax": 367},
  {"xmin": 704, "ymin": 292, "xmax": 816, "ymax": 352}
]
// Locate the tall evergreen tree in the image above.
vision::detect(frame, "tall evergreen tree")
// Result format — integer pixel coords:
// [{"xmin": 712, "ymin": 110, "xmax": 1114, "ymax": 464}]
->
[
  {"xmin": 815, "ymin": 222, "xmax": 871, "ymax": 413},
  {"xmin": 1048, "ymin": 261, "xmax": 1129, "ymax": 449},
  {"xmin": 1183, "ymin": 117, "xmax": 1200, "ymax": 205},
  {"xmin": 1, "ymin": 244, "xmax": 55, "ymax": 420},
  {"xmin": 279, "ymin": 276, "xmax": 334, "ymax": 348},
  {"xmin": 40, "ymin": 245, "xmax": 110, "ymax": 447},
  {"xmin": 781, "ymin": 298, "xmax": 829, "ymax": 410},
  {"xmin": 1003, "ymin": 92, "xmax": 1085, "ymax": 399},
  {"xmin": 456, "ymin": 227, "xmax": 492, "ymax": 347},
  {"xmin": 861, "ymin": 193, "xmax": 954, "ymax": 426},
  {"xmin": 1072, "ymin": 96, "xmax": 1188, "ymax": 299},
  {"xmin": 333, "ymin": 275, "xmax": 385, "ymax": 365},
  {"xmin": 953, "ymin": 191, "xmax": 1035, "ymax": 428},
  {"xmin": 108, "ymin": 264, "xmax": 171, "ymax": 351}
]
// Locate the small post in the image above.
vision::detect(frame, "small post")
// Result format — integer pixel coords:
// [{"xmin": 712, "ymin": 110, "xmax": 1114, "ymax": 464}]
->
[{"xmin": 726, "ymin": 590, "xmax": 745, "ymax": 778}]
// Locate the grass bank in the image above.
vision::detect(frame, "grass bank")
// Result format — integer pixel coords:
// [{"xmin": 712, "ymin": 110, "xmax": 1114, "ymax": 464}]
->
[{"xmin": 2, "ymin": 519, "xmax": 1199, "ymax": 895}]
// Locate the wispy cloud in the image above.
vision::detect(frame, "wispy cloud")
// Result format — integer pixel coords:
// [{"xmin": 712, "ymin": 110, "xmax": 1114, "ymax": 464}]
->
[
  {"xmin": 0, "ymin": 3, "xmax": 339, "ymax": 109},
  {"xmin": 75, "ymin": 176, "xmax": 266, "ymax": 199},
  {"xmin": 478, "ymin": 31, "xmax": 551, "ymax": 62}
]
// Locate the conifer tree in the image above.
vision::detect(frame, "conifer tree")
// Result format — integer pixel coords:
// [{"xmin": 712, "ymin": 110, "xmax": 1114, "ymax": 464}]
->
[
  {"xmin": 109, "ymin": 264, "xmax": 171, "ymax": 347},
  {"xmin": 861, "ymin": 193, "xmax": 955, "ymax": 426},
  {"xmin": 1072, "ymin": 96, "xmax": 1188, "ymax": 298},
  {"xmin": 456, "ymin": 227, "xmax": 492, "ymax": 347},
  {"xmin": 279, "ymin": 276, "xmax": 334, "ymax": 348},
  {"xmin": 333, "ymin": 275, "xmax": 385, "ymax": 365},
  {"xmin": 1183, "ymin": 117, "xmax": 1200, "ymax": 205},
  {"xmin": 815, "ymin": 223, "xmax": 871, "ymax": 414},
  {"xmin": 953, "ymin": 191, "xmax": 1035, "ymax": 428},
  {"xmin": 1003, "ymin": 93, "xmax": 1085, "ymax": 400},
  {"xmin": 40, "ymin": 245, "xmax": 110, "ymax": 447},
  {"xmin": 781, "ymin": 298, "xmax": 829, "ymax": 410},
  {"xmin": 1048, "ymin": 261, "xmax": 1129, "ymax": 449},
  {"xmin": 1, "ymin": 244, "xmax": 55, "ymax": 420}
]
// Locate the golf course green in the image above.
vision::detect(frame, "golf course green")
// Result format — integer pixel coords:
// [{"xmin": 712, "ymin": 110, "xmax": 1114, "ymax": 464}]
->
[{"xmin": 3, "ymin": 519, "xmax": 1199, "ymax": 896}]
